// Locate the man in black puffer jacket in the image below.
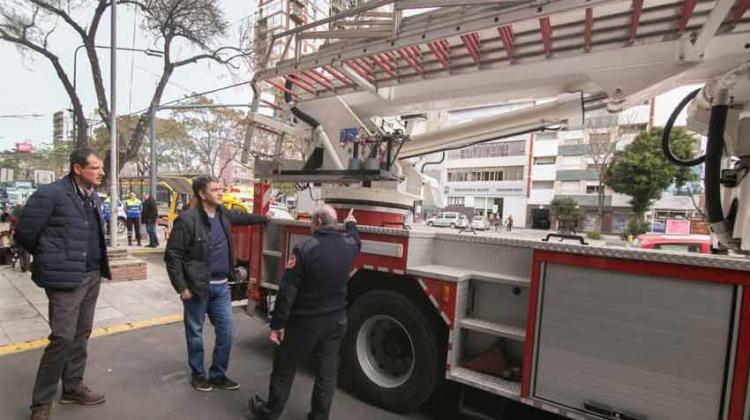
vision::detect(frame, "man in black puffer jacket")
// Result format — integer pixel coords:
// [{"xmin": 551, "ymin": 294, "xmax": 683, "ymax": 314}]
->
[{"xmin": 15, "ymin": 148, "xmax": 111, "ymax": 420}]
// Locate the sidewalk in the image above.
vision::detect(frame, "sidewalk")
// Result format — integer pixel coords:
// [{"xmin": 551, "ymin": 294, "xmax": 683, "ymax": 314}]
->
[{"xmin": 0, "ymin": 253, "xmax": 181, "ymax": 346}]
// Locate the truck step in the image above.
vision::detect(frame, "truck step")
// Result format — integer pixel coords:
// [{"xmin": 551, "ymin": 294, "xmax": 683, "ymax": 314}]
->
[
  {"xmin": 448, "ymin": 367, "xmax": 521, "ymax": 400},
  {"xmin": 407, "ymin": 265, "xmax": 529, "ymax": 286},
  {"xmin": 460, "ymin": 318, "xmax": 526, "ymax": 341}
]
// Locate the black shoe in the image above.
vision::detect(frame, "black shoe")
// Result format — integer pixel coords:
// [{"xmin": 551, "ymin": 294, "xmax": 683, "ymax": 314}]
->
[
  {"xmin": 191, "ymin": 377, "xmax": 213, "ymax": 392},
  {"xmin": 248, "ymin": 396, "xmax": 270, "ymax": 419},
  {"xmin": 210, "ymin": 376, "xmax": 240, "ymax": 390}
]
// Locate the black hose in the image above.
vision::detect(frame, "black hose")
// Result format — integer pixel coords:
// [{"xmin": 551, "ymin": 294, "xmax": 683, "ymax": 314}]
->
[
  {"xmin": 705, "ymin": 103, "xmax": 728, "ymax": 224},
  {"xmin": 420, "ymin": 152, "xmax": 445, "ymax": 173},
  {"xmin": 284, "ymin": 79, "xmax": 319, "ymax": 129},
  {"xmin": 662, "ymin": 88, "xmax": 706, "ymax": 167}
]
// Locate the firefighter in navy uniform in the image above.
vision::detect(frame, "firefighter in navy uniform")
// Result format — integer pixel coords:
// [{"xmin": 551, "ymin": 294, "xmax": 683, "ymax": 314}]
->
[{"xmin": 249, "ymin": 205, "xmax": 360, "ymax": 420}]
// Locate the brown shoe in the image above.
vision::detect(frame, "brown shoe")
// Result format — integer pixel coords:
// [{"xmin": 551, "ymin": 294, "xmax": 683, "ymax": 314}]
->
[
  {"xmin": 29, "ymin": 405, "xmax": 50, "ymax": 420},
  {"xmin": 60, "ymin": 383, "xmax": 105, "ymax": 405}
]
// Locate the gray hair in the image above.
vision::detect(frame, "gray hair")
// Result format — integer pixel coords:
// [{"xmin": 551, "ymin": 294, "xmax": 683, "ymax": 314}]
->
[{"xmin": 311, "ymin": 205, "xmax": 337, "ymax": 228}]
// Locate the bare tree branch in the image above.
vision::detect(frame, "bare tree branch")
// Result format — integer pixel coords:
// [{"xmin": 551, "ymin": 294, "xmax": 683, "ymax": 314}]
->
[{"xmin": 27, "ymin": 0, "xmax": 87, "ymax": 39}]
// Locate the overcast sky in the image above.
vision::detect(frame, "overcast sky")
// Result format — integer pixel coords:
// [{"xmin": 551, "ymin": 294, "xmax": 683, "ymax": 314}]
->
[
  {"xmin": 0, "ymin": 2, "xmax": 698, "ymax": 151},
  {"xmin": 0, "ymin": 1, "xmax": 256, "ymax": 150}
]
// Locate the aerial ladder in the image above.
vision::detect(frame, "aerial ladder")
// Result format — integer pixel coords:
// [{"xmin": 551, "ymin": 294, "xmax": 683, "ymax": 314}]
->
[
  {"xmin": 233, "ymin": 2, "xmax": 750, "ymax": 420},
  {"xmin": 244, "ymin": 0, "xmax": 750, "ymax": 251}
]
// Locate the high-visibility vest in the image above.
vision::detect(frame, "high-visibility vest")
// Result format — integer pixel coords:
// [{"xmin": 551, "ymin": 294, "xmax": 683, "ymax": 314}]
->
[{"xmin": 125, "ymin": 198, "xmax": 142, "ymax": 219}]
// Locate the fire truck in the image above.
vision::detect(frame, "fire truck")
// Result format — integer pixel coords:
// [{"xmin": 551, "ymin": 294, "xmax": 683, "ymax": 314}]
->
[{"xmin": 231, "ymin": 0, "xmax": 750, "ymax": 419}]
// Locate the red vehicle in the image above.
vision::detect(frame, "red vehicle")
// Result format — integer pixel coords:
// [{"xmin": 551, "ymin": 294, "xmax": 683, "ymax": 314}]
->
[{"xmin": 637, "ymin": 234, "xmax": 712, "ymax": 254}]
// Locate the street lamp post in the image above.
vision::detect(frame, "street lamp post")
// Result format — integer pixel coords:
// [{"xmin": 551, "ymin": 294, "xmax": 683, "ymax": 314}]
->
[{"xmin": 110, "ymin": 0, "xmax": 117, "ymax": 248}]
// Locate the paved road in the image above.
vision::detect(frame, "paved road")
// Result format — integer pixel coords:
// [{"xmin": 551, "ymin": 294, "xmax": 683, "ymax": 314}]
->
[{"xmin": 0, "ymin": 310, "xmax": 561, "ymax": 420}]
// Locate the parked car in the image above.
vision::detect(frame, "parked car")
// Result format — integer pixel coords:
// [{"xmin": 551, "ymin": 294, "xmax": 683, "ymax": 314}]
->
[
  {"xmin": 470, "ymin": 215, "xmax": 490, "ymax": 230},
  {"xmin": 269, "ymin": 206, "xmax": 294, "ymax": 220},
  {"xmin": 636, "ymin": 234, "xmax": 712, "ymax": 254},
  {"xmin": 427, "ymin": 212, "xmax": 461, "ymax": 228},
  {"xmin": 456, "ymin": 214, "xmax": 469, "ymax": 229}
]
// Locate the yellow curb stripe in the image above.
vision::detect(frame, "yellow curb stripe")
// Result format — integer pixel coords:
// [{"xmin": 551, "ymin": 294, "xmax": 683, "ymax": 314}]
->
[{"xmin": 0, "ymin": 313, "xmax": 183, "ymax": 357}]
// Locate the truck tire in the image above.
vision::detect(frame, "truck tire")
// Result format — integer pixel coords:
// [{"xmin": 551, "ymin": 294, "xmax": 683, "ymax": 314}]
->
[{"xmin": 343, "ymin": 290, "xmax": 440, "ymax": 413}]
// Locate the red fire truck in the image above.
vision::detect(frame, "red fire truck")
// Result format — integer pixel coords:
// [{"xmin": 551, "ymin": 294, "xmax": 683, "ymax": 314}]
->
[{"xmin": 231, "ymin": 0, "xmax": 750, "ymax": 419}]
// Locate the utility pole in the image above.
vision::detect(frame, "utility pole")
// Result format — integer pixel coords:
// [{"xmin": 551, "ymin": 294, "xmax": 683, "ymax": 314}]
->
[{"xmin": 109, "ymin": 1, "xmax": 118, "ymax": 247}]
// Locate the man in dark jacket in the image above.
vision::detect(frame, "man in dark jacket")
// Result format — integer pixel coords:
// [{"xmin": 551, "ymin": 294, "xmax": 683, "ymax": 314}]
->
[
  {"xmin": 141, "ymin": 192, "xmax": 159, "ymax": 248},
  {"xmin": 15, "ymin": 148, "xmax": 111, "ymax": 420},
  {"xmin": 165, "ymin": 175, "xmax": 268, "ymax": 393},
  {"xmin": 250, "ymin": 205, "xmax": 360, "ymax": 420}
]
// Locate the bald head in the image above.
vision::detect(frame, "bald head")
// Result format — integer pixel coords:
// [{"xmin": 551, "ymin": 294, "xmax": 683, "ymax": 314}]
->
[{"xmin": 311, "ymin": 205, "xmax": 338, "ymax": 229}]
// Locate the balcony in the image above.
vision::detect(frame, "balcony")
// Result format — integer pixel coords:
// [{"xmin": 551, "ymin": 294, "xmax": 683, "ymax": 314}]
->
[
  {"xmin": 531, "ymin": 165, "xmax": 556, "ymax": 181},
  {"xmin": 554, "ymin": 194, "xmax": 612, "ymax": 207},
  {"xmin": 559, "ymin": 144, "xmax": 587, "ymax": 156},
  {"xmin": 289, "ymin": 3, "xmax": 306, "ymax": 24},
  {"xmin": 530, "ymin": 188, "xmax": 555, "ymax": 204},
  {"xmin": 556, "ymin": 169, "xmax": 598, "ymax": 181}
]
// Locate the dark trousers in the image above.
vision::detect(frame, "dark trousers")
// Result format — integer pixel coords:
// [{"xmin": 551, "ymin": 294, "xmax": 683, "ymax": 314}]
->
[
  {"xmin": 145, "ymin": 223, "xmax": 159, "ymax": 246},
  {"xmin": 260, "ymin": 316, "xmax": 347, "ymax": 420},
  {"xmin": 32, "ymin": 271, "xmax": 101, "ymax": 409},
  {"xmin": 183, "ymin": 283, "xmax": 234, "ymax": 381},
  {"xmin": 126, "ymin": 218, "xmax": 141, "ymax": 244}
]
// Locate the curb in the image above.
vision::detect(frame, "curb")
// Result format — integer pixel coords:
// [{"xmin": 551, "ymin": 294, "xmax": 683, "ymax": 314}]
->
[
  {"xmin": 130, "ymin": 248, "xmax": 166, "ymax": 256},
  {"xmin": 0, "ymin": 313, "xmax": 183, "ymax": 357}
]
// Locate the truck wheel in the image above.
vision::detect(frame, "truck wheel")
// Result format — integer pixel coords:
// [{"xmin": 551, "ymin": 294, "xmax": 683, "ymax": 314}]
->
[
  {"xmin": 427, "ymin": 222, "xmax": 433, "ymax": 227},
  {"xmin": 343, "ymin": 290, "xmax": 440, "ymax": 413},
  {"xmin": 450, "ymin": 223, "xmax": 456, "ymax": 228}
]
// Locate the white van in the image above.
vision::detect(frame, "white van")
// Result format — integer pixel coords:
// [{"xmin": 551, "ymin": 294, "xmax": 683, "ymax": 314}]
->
[{"xmin": 427, "ymin": 212, "xmax": 461, "ymax": 228}]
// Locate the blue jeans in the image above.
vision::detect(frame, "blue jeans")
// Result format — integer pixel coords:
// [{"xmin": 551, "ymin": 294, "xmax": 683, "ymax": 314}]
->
[
  {"xmin": 183, "ymin": 283, "xmax": 234, "ymax": 381},
  {"xmin": 145, "ymin": 223, "xmax": 159, "ymax": 246}
]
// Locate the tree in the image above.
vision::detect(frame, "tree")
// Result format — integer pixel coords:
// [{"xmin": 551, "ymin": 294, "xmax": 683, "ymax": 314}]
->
[
  {"xmin": 582, "ymin": 110, "xmax": 642, "ymax": 231},
  {"xmin": 604, "ymin": 127, "xmax": 699, "ymax": 226},
  {"xmin": 550, "ymin": 197, "xmax": 584, "ymax": 234},
  {"xmin": 172, "ymin": 96, "xmax": 247, "ymax": 179},
  {"xmin": 0, "ymin": 0, "xmax": 251, "ymax": 178},
  {"xmin": 93, "ymin": 115, "xmax": 199, "ymax": 176}
]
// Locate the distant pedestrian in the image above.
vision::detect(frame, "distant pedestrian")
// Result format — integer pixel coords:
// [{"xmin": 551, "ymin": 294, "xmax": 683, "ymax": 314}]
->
[
  {"xmin": 16, "ymin": 148, "xmax": 110, "ymax": 420},
  {"xmin": 142, "ymin": 192, "xmax": 159, "ymax": 248},
  {"xmin": 101, "ymin": 196, "xmax": 121, "ymax": 237},
  {"xmin": 506, "ymin": 214, "xmax": 514, "ymax": 232},
  {"xmin": 165, "ymin": 175, "xmax": 269, "ymax": 393},
  {"xmin": 250, "ymin": 206, "xmax": 361, "ymax": 420},
  {"xmin": 125, "ymin": 192, "xmax": 142, "ymax": 246},
  {"xmin": 493, "ymin": 213, "xmax": 501, "ymax": 232}
]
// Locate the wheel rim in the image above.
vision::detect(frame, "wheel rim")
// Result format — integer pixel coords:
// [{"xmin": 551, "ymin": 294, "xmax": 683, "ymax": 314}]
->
[{"xmin": 356, "ymin": 315, "xmax": 415, "ymax": 389}]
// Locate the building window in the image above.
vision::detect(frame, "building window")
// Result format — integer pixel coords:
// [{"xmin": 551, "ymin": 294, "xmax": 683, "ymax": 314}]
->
[
  {"xmin": 447, "ymin": 166, "xmax": 524, "ymax": 182},
  {"xmin": 447, "ymin": 196, "xmax": 465, "ymax": 206},
  {"xmin": 533, "ymin": 181, "xmax": 554, "ymax": 190},
  {"xmin": 589, "ymin": 133, "xmax": 610, "ymax": 145},
  {"xmin": 561, "ymin": 181, "xmax": 579, "ymax": 193},
  {"xmin": 586, "ymin": 115, "xmax": 618, "ymax": 129},
  {"xmin": 534, "ymin": 156, "xmax": 556, "ymax": 165},
  {"xmin": 563, "ymin": 138, "xmax": 583, "ymax": 146},
  {"xmin": 446, "ymin": 140, "xmax": 526, "ymax": 159},
  {"xmin": 586, "ymin": 185, "xmax": 602, "ymax": 194}
]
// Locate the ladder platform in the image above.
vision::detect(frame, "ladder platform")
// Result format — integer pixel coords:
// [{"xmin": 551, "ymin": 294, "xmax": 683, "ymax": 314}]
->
[
  {"xmin": 448, "ymin": 367, "xmax": 521, "ymax": 400},
  {"xmin": 460, "ymin": 318, "xmax": 526, "ymax": 341},
  {"xmin": 407, "ymin": 264, "xmax": 529, "ymax": 286}
]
